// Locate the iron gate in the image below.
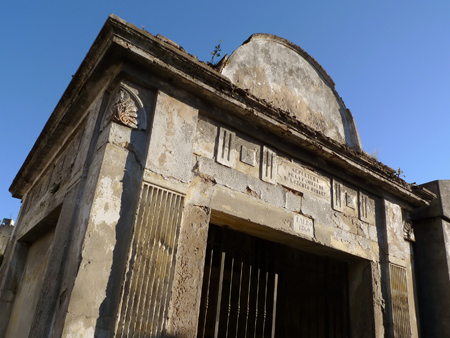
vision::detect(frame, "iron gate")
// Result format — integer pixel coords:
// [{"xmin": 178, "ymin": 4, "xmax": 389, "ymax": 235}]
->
[{"xmin": 198, "ymin": 224, "xmax": 349, "ymax": 338}]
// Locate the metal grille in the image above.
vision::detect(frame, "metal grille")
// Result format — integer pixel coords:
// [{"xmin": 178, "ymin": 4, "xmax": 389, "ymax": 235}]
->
[
  {"xmin": 116, "ymin": 183, "xmax": 184, "ymax": 338},
  {"xmin": 389, "ymin": 264, "xmax": 411, "ymax": 337},
  {"xmin": 198, "ymin": 224, "xmax": 349, "ymax": 338}
]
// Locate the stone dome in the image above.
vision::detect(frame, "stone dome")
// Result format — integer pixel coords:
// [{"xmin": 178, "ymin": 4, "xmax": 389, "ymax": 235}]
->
[{"xmin": 222, "ymin": 34, "xmax": 362, "ymax": 150}]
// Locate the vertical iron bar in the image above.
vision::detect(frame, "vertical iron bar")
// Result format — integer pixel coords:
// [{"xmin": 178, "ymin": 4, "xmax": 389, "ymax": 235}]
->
[
  {"xmin": 200, "ymin": 226, "xmax": 216, "ymax": 338},
  {"xmin": 271, "ymin": 272, "xmax": 278, "ymax": 338},
  {"xmin": 253, "ymin": 258, "xmax": 261, "ymax": 337},
  {"xmin": 262, "ymin": 269, "xmax": 269, "ymax": 338},
  {"xmin": 225, "ymin": 255, "xmax": 234, "ymax": 338},
  {"xmin": 235, "ymin": 260, "xmax": 244, "ymax": 337},
  {"xmin": 244, "ymin": 264, "xmax": 253, "ymax": 338},
  {"xmin": 214, "ymin": 251, "xmax": 226, "ymax": 338},
  {"xmin": 316, "ymin": 258, "xmax": 320, "ymax": 337}
]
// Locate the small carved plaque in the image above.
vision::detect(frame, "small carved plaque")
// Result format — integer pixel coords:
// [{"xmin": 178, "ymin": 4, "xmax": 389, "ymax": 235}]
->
[
  {"xmin": 278, "ymin": 160, "xmax": 330, "ymax": 200},
  {"xmin": 261, "ymin": 146, "xmax": 277, "ymax": 184},
  {"xmin": 216, "ymin": 127, "xmax": 236, "ymax": 167},
  {"xmin": 333, "ymin": 179, "xmax": 362, "ymax": 218},
  {"xmin": 293, "ymin": 214, "xmax": 314, "ymax": 238},
  {"xmin": 359, "ymin": 191, "xmax": 376, "ymax": 225},
  {"xmin": 346, "ymin": 192, "xmax": 357, "ymax": 209},
  {"xmin": 333, "ymin": 180, "xmax": 344, "ymax": 212},
  {"xmin": 240, "ymin": 145, "xmax": 256, "ymax": 166}
]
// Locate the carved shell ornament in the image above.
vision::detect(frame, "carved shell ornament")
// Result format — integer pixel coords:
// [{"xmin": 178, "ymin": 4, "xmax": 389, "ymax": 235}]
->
[
  {"xmin": 111, "ymin": 88, "xmax": 142, "ymax": 129},
  {"xmin": 403, "ymin": 220, "xmax": 415, "ymax": 242}
]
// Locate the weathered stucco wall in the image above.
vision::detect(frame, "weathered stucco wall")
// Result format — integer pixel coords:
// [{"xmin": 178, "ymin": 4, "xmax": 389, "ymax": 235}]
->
[
  {"xmin": 4, "ymin": 229, "xmax": 54, "ymax": 338},
  {"xmin": 0, "ymin": 226, "xmax": 13, "ymax": 255},
  {"xmin": 222, "ymin": 34, "xmax": 362, "ymax": 150},
  {"xmin": 0, "ymin": 90, "xmax": 106, "ymax": 338},
  {"xmin": 167, "ymin": 108, "xmax": 421, "ymax": 336}
]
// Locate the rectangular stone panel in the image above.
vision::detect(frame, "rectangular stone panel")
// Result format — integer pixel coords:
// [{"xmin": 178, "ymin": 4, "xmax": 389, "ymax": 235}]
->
[
  {"xmin": 240, "ymin": 145, "xmax": 256, "ymax": 166},
  {"xmin": 278, "ymin": 160, "xmax": 330, "ymax": 200},
  {"xmin": 146, "ymin": 91, "xmax": 198, "ymax": 181},
  {"xmin": 385, "ymin": 200, "xmax": 408, "ymax": 261},
  {"xmin": 333, "ymin": 179, "xmax": 344, "ymax": 212},
  {"xmin": 359, "ymin": 192, "xmax": 376, "ymax": 225},
  {"xmin": 216, "ymin": 127, "xmax": 236, "ymax": 168},
  {"xmin": 261, "ymin": 146, "xmax": 277, "ymax": 184},
  {"xmin": 332, "ymin": 179, "xmax": 358, "ymax": 218}
]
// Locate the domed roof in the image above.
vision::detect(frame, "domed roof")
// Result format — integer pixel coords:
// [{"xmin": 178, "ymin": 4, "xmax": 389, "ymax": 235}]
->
[{"xmin": 222, "ymin": 34, "xmax": 362, "ymax": 150}]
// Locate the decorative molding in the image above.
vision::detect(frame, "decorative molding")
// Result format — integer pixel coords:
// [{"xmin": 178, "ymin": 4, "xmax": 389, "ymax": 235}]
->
[
  {"xmin": 107, "ymin": 84, "xmax": 147, "ymax": 130},
  {"xmin": 403, "ymin": 220, "xmax": 415, "ymax": 242}
]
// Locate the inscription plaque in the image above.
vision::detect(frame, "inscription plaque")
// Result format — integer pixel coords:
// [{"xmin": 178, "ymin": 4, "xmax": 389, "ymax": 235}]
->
[
  {"xmin": 278, "ymin": 160, "xmax": 330, "ymax": 200},
  {"xmin": 293, "ymin": 214, "xmax": 315, "ymax": 238}
]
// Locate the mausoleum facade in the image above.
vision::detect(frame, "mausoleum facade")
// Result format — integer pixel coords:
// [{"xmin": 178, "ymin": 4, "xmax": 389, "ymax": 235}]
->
[{"xmin": 1, "ymin": 15, "xmax": 449, "ymax": 338}]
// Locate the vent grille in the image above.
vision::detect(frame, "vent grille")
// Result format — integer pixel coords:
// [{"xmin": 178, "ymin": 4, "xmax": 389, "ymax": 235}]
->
[
  {"xmin": 389, "ymin": 264, "xmax": 411, "ymax": 337},
  {"xmin": 116, "ymin": 183, "xmax": 184, "ymax": 338}
]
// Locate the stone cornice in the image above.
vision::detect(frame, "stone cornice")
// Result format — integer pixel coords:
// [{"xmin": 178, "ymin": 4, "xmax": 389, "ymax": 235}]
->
[{"xmin": 10, "ymin": 15, "xmax": 435, "ymax": 207}]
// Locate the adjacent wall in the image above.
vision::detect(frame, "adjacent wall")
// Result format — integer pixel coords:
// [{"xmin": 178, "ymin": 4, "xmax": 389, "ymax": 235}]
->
[{"xmin": 412, "ymin": 180, "xmax": 450, "ymax": 338}]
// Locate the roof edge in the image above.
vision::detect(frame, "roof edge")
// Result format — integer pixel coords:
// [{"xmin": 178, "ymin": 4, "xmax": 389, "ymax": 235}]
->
[{"xmin": 243, "ymin": 33, "xmax": 336, "ymax": 88}]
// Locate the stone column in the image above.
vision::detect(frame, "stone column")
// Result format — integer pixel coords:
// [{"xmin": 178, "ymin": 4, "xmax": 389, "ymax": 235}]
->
[
  {"xmin": 165, "ymin": 204, "xmax": 211, "ymax": 338},
  {"xmin": 59, "ymin": 83, "xmax": 154, "ymax": 337}
]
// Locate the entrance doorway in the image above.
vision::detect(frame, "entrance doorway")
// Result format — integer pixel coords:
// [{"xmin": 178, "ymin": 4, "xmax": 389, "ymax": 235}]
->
[{"xmin": 198, "ymin": 224, "xmax": 350, "ymax": 338}]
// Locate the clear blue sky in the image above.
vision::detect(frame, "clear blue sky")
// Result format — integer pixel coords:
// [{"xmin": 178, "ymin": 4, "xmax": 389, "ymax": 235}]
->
[{"xmin": 1, "ymin": 1, "xmax": 449, "ymax": 221}]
